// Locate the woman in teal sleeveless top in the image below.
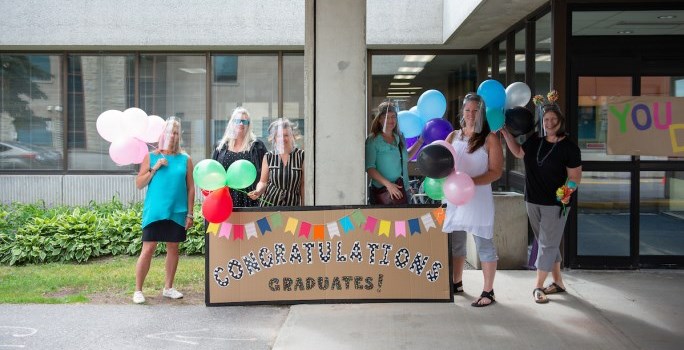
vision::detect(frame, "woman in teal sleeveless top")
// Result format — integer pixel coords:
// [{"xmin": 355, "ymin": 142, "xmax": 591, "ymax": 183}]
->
[{"xmin": 132, "ymin": 117, "xmax": 195, "ymax": 304}]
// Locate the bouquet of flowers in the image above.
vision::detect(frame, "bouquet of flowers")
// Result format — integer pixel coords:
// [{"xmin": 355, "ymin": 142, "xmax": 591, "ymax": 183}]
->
[{"xmin": 556, "ymin": 180, "xmax": 577, "ymax": 216}]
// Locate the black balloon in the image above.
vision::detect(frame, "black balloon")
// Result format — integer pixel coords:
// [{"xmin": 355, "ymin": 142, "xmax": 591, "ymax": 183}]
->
[
  {"xmin": 505, "ymin": 107, "xmax": 535, "ymax": 137},
  {"xmin": 417, "ymin": 144, "xmax": 455, "ymax": 179}
]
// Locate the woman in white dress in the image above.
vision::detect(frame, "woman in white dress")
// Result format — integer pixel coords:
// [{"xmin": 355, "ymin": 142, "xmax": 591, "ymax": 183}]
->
[{"xmin": 442, "ymin": 93, "xmax": 503, "ymax": 307}]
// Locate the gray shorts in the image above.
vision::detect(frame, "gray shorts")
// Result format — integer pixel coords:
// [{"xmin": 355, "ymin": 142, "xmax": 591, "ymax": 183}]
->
[{"xmin": 449, "ymin": 230, "xmax": 498, "ymax": 262}]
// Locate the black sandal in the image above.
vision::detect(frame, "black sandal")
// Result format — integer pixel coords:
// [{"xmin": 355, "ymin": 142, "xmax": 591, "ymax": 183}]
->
[
  {"xmin": 471, "ymin": 290, "xmax": 495, "ymax": 307},
  {"xmin": 453, "ymin": 281, "xmax": 464, "ymax": 294}
]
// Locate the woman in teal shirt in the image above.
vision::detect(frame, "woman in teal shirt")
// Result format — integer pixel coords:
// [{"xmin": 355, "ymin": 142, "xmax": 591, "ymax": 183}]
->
[
  {"xmin": 133, "ymin": 117, "xmax": 195, "ymax": 304},
  {"xmin": 365, "ymin": 102, "xmax": 423, "ymax": 204}
]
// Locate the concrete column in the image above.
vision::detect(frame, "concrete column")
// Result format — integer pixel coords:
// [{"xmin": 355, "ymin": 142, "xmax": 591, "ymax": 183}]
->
[{"xmin": 304, "ymin": 0, "xmax": 367, "ymax": 206}]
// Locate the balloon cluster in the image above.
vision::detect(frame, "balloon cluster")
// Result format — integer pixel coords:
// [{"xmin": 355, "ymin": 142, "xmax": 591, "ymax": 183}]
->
[
  {"xmin": 398, "ymin": 90, "xmax": 453, "ymax": 159},
  {"xmin": 476, "ymin": 80, "xmax": 534, "ymax": 133},
  {"xmin": 96, "ymin": 108, "xmax": 167, "ymax": 166},
  {"xmin": 417, "ymin": 141, "xmax": 475, "ymax": 206},
  {"xmin": 193, "ymin": 159, "xmax": 257, "ymax": 223}
]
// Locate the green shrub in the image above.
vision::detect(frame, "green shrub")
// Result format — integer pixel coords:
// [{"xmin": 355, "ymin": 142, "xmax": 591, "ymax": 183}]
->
[{"xmin": 0, "ymin": 199, "xmax": 205, "ymax": 266}]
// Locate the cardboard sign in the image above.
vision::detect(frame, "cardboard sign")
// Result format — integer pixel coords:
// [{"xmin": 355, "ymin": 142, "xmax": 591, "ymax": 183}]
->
[
  {"xmin": 606, "ymin": 96, "xmax": 684, "ymax": 156},
  {"xmin": 206, "ymin": 205, "xmax": 452, "ymax": 305}
]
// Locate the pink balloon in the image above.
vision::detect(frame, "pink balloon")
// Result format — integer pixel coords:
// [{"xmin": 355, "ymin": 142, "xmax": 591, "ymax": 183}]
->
[
  {"xmin": 137, "ymin": 115, "xmax": 166, "ymax": 144},
  {"xmin": 122, "ymin": 107, "xmax": 149, "ymax": 139},
  {"xmin": 133, "ymin": 139, "xmax": 150, "ymax": 164},
  {"xmin": 96, "ymin": 110, "xmax": 126, "ymax": 142},
  {"xmin": 443, "ymin": 171, "xmax": 475, "ymax": 206},
  {"xmin": 430, "ymin": 140, "xmax": 458, "ymax": 169},
  {"xmin": 109, "ymin": 137, "xmax": 141, "ymax": 166}
]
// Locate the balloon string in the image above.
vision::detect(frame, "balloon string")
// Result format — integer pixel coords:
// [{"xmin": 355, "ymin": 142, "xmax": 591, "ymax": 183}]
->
[{"xmin": 231, "ymin": 188, "xmax": 276, "ymax": 206}]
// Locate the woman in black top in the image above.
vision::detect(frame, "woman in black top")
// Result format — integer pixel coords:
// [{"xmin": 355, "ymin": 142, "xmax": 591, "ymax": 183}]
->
[
  {"xmin": 212, "ymin": 107, "xmax": 267, "ymax": 207},
  {"xmin": 501, "ymin": 103, "xmax": 582, "ymax": 304},
  {"xmin": 248, "ymin": 118, "xmax": 304, "ymax": 206}
]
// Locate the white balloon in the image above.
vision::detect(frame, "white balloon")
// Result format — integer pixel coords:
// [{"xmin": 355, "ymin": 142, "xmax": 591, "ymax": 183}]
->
[
  {"xmin": 122, "ymin": 107, "xmax": 149, "ymax": 139},
  {"xmin": 136, "ymin": 115, "xmax": 166, "ymax": 144},
  {"xmin": 96, "ymin": 110, "xmax": 126, "ymax": 142},
  {"xmin": 109, "ymin": 137, "xmax": 140, "ymax": 166},
  {"xmin": 505, "ymin": 82, "xmax": 532, "ymax": 109}
]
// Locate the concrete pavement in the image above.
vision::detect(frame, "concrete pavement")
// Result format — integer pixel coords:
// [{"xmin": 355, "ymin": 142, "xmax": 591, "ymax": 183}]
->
[{"xmin": 1, "ymin": 269, "xmax": 682, "ymax": 349}]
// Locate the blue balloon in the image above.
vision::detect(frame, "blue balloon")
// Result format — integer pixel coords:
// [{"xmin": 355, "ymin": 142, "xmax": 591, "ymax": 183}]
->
[
  {"xmin": 417, "ymin": 90, "xmax": 447, "ymax": 120},
  {"xmin": 477, "ymin": 80, "xmax": 506, "ymax": 109},
  {"xmin": 397, "ymin": 110, "xmax": 423, "ymax": 138},
  {"xmin": 485, "ymin": 107, "xmax": 505, "ymax": 131}
]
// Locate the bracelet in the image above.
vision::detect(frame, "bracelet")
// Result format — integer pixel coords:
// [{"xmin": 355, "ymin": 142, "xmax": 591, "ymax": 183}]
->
[
  {"xmin": 148, "ymin": 168, "xmax": 155, "ymax": 173},
  {"xmin": 186, "ymin": 214, "xmax": 194, "ymax": 219}
]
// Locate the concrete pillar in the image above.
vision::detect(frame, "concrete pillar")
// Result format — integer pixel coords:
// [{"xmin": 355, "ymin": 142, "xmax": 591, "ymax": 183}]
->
[{"xmin": 304, "ymin": 0, "xmax": 367, "ymax": 205}]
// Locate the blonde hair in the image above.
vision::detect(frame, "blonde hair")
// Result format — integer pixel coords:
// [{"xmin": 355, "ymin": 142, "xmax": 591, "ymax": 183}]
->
[
  {"xmin": 157, "ymin": 118, "xmax": 183, "ymax": 154},
  {"xmin": 267, "ymin": 118, "xmax": 298, "ymax": 151},
  {"xmin": 216, "ymin": 107, "xmax": 256, "ymax": 153}
]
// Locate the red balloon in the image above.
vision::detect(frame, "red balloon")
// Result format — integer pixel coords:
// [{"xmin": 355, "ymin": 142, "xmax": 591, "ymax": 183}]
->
[{"xmin": 202, "ymin": 187, "xmax": 233, "ymax": 223}]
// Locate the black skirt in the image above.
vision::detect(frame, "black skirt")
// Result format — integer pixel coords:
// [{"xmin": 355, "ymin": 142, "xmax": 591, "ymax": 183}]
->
[{"xmin": 142, "ymin": 220, "xmax": 187, "ymax": 242}]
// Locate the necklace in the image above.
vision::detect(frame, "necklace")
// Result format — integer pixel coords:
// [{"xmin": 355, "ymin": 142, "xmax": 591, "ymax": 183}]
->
[{"xmin": 536, "ymin": 138, "xmax": 558, "ymax": 166}]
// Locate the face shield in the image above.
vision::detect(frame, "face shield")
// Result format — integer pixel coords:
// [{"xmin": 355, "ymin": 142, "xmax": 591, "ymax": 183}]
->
[
  {"xmin": 158, "ymin": 116, "xmax": 179, "ymax": 152},
  {"xmin": 473, "ymin": 100, "xmax": 484, "ymax": 134}
]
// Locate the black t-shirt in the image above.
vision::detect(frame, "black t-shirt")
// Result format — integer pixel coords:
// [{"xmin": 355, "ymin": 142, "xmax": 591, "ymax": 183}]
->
[{"xmin": 522, "ymin": 135, "xmax": 581, "ymax": 206}]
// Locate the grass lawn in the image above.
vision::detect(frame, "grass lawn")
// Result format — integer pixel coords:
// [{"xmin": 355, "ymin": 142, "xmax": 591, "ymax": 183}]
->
[{"xmin": 0, "ymin": 255, "xmax": 205, "ymax": 305}]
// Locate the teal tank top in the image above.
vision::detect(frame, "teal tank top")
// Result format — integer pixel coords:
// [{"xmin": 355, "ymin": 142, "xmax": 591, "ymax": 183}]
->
[{"xmin": 142, "ymin": 153, "xmax": 189, "ymax": 228}]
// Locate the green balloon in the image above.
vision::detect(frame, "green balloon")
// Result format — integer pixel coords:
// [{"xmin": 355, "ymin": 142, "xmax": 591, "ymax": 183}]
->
[
  {"xmin": 423, "ymin": 177, "xmax": 445, "ymax": 200},
  {"xmin": 225, "ymin": 159, "xmax": 257, "ymax": 190},
  {"xmin": 193, "ymin": 159, "xmax": 227, "ymax": 191}
]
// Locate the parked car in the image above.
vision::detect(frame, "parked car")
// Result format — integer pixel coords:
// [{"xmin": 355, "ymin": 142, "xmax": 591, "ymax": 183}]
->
[{"xmin": 0, "ymin": 141, "xmax": 62, "ymax": 170}]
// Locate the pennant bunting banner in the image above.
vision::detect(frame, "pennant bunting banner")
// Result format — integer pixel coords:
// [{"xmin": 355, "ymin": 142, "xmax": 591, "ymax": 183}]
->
[
  {"xmin": 245, "ymin": 222, "xmax": 258, "ymax": 239},
  {"xmin": 408, "ymin": 218, "xmax": 421, "ymax": 235},
  {"xmin": 421, "ymin": 213, "xmax": 436, "ymax": 231},
  {"xmin": 206, "ymin": 222, "xmax": 220, "ymax": 235},
  {"xmin": 257, "ymin": 217, "xmax": 272, "ymax": 235},
  {"xmin": 270, "ymin": 212, "xmax": 283, "ymax": 228},
  {"xmin": 284, "ymin": 217, "xmax": 299, "ymax": 235},
  {"xmin": 432, "ymin": 207, "xmax": 445, "ymax": 226},
  {"xmin": 218, "ymin": 222, "xmax": 232, "ymax": 239},
  {"xmin": 339, "ymin": 216, "xmax": 354, "ymax": 233},
  {"xmin": 299, "ymin": 221, "xmax": 312, "ymax": 238},
  {"xmin": 233, "ymin": 224, "xmax": 245, "ymax": 241},
  {"xmin": 327, "ymin": 221, "xmax": 341, "ymax": 239},
  {"xmin": 363, "ymin": 216, "xmax": 378, "ymax": 233},
  {"xmin": 350, "ymin": 209, "xmax": 366, "ymax": 227},
  {"xmin": 313, "ymin": 225, "xmax": 325, "ymax": 241},
  {"xmin": 395, "ymin": 220, "xmax": 406, "ymax": 237},
  {"xmin": 378, "ymin": 220, "xmax": 391, "ymax": 237}
]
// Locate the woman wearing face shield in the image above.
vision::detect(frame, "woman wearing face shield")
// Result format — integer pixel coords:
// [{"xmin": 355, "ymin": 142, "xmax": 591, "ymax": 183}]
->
[
  {"xmin": 442, "ymin": 93, "xmax": 503, "ymax": 307},
  {"xmin": 133, "ymin": 117, "xmax": 195, "ymax": 304},
  {"xmin": 365, "ymin": 101, "xmax": 424, "ymax": 205},
  {"xmin": 212, "ymin": 107, "xmax": 267, "ymax": 207},
  {"xmin": 248, "ymin": 118, "xmax": 304, "ymax": 206}
]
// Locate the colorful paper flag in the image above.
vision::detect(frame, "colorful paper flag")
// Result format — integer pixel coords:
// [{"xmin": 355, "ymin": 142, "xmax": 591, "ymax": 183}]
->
[
  {"xmin": 350, "ymin": 209, "xmax": 366, "ymax": 227},
  {"xmin": 270, "ymin": 212, "xmax": 283, "ymax": 228},
  {"xmin": 339, "ymin": 216, "xmax": 354, "ymax": 233},
  {"xmin": 408, "ymin": 218, "xmax": 421, "ymax": 235},
  {"xmin": 233, "ymin": 224, "xmax": 245, "ymax": 240},
  {"xmin": 245, "ymin": 222, "xmax": 257, "ymax": 239},
  {"xmin": 378, "ymin": 220, "xmax": 391, "ymax": 237},
  {"xmin": 327, "ymin": 221, "xmax": 341, "ymax": 239},
  {"xmin": 285, "ymin": 217, "xmax": 298, "ymax": 235},
  {"xmin": 421, "ymin": 213, "xmax": 436, "ymax": 231},
  {"xmin": 218, "ymin": 222, "xmax": 232, "ymax": 239},
  {"xmin": 395, "ymin": 221, "xmax": 406, "ymax": 237},
  {"xmin": 299, "ymin": 221, "xmax": 312, "ymax": 238},
  {"xmin": 257, "ymin": 217, "xmax": 272, "ymax": 235},
  {"xmin": 432, "ymin": 207, "xmax": 445, "ymax": 226},
  {"xmin": 313, "ymin": 225, "xmax": 325, "ymax": 241},
  {"xmin": 363, "ymin": 216, "xmax": 378, "ymax": 233},
  {"xmin": 206, "ymin": 222, "xmax": 220, "ymax": 235}
]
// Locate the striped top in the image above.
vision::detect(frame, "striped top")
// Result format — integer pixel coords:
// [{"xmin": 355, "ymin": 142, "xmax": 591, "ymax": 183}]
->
[{"xmin": 260, "ymin": 148, "xmax": 304, "ymax": 207}]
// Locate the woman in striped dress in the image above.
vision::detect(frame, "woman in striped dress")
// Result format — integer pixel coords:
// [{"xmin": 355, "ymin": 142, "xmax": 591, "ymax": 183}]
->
[{"xmin": 248, "ymin": 118, "xmax": 304, "ymax": 206}]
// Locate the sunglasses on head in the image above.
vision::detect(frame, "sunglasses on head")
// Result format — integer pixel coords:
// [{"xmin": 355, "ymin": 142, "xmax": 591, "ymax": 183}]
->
[{"xmin": 233, "ymin": 119, "xmax": 250, "ymax": 125}]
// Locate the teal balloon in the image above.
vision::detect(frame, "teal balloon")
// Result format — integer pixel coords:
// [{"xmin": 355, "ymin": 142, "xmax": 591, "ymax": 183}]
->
[
  {"xmin": 423, "ymin": 177, "xmax": 446, "ymax": 200},
  {"xmin": 397, "ymin": 110, "xmax": 423, "ymax": 138},
  {"xmin": 417, "ymin": 90, "xmax": 447, "ymax": 120},
  {"xmin": 485, "ymin": 107, "xmax": 505, "ymax": 131},
  {"xmin": 193, "ymin": 159, "xmax": 227, "ymax": 191},
  {"xmin": 477, "ymin": 80, "xmax": 506, "ymax": 109},
  {"xmin": 225, "ymin": 159, "xmax": 257, "ymax": 190}
]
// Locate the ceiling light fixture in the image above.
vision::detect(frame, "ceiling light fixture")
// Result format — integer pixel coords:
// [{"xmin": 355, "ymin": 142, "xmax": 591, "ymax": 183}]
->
[
  {"xmin": 393, "ymin": 75, "xmax": 416, "ymax": 80},
  {"xmin": 657, "ymin": 15, "xmax": 676, "ymax": 19},
  {"xmin": 390, "ymin": 82, "xmax": 410, "ymax": 86},
  {"xmin": 398, "ymin": 67, "xmax": 423, "ymax": 73},
  {"xmin": 403, "ymin": 55, "xmax": 435, "ymax": 63}
]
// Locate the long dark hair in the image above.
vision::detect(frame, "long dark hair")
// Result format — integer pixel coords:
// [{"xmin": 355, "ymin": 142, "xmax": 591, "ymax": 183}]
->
[
  {"xmin": 369, "ymin": 101, "xmax": 403, "ymax": 148},
  {"xmin": 459, "ymin": 93, "xmax": 491, "ymax": 153},
  {"xmin": 541, "ymin": 103, "xmax": 568, "ymax": 137}
]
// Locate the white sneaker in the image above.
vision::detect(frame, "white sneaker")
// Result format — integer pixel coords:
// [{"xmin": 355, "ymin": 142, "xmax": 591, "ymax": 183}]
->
[
  {"xmin": 162, "ymin": 288, "xmax": 183, "ymax": 299},
  {"xmin": 132, "ymin": 291, "xmax": 145, "ymax": 304}
]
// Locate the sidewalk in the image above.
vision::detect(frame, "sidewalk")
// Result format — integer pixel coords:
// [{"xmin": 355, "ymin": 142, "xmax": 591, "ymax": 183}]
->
[{"xmin": 0, "ymin": 269, "xmax": 682, "ymax": 349}]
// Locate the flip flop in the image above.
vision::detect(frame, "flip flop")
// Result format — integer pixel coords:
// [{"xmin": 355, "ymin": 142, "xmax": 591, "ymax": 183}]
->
[
  {"xmin": 543, "ymin": 282, "xmax": 566, "ymax": 295},
  {"xmin": 533, "ymin": 288, "xmax": 548, "ymax": 304}
]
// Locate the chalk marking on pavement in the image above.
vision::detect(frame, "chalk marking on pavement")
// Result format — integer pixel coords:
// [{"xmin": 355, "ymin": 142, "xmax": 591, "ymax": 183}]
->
[
  {"xmin": 0, "ymin": 326, "xmax": 38, "ymax": 348},
  {"xmin": 145, "ymin": 328, "xmax": 257, "ymax": 345}
]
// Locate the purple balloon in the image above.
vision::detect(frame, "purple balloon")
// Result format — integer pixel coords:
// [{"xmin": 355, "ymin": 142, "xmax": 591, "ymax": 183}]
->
[
  {"xmin": 422, "ymin": 118, "xmax": 454, "ymax": 144},
  {"xmin": 405, "ymin": 136, "xmax": 422, "ymax": 160}
]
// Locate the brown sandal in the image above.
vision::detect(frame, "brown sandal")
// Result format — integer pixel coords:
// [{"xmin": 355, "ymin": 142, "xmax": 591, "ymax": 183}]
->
[
  {"xmin": 471, "ymin": 290, "xmax": 495, "ymax": 307},
  {"xmin": 533, "ymin": 288, "xmax": 548, "ymax": 304},
  {"xmin": 543, "ymin": 282, "xmax": 566, "ymax": 294}
]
